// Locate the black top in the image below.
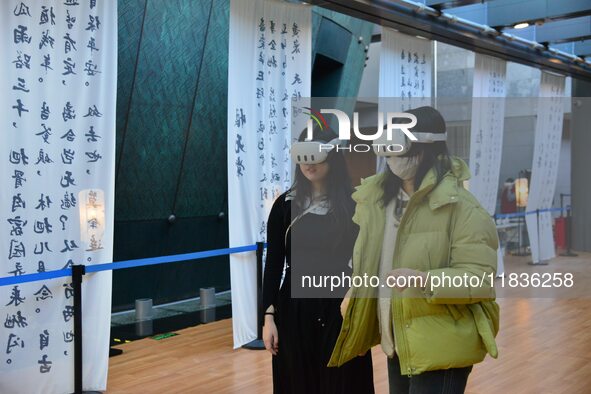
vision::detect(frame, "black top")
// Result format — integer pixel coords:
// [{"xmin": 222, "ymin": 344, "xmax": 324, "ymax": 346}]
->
[
  {"xmin": 262, "ymin": 191, "xmax": 358, "ymax": 312},
  {"xmin": 261, "ymin": 192, "xmax": 374, "ymax": 394}
]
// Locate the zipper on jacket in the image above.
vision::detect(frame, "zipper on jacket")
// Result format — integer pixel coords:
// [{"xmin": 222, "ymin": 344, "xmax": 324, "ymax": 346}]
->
[
  {"xmin": 392, "ymin": 198, "xmax": 415, "ymax": 378},
  {"xmin": 394, "ymin": 297, "xmax": 413, "ymax": 377}
]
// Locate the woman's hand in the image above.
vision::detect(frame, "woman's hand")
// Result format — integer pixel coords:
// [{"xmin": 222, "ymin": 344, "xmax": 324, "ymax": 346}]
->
[
  {"xmin": 340, "ymin": 287, "xmax": 353, "ymax": 318},
  {"xmin": 385, "ymin": 268, "xmax": 428, "ymax": 292},
  {"xmin": 263, "ymin": 315, "xmax": 279, "ymax": 356}
]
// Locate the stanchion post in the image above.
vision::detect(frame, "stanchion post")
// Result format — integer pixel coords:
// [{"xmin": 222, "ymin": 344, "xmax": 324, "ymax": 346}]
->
[
  {"xmin": 255, "ymin": 241, "xmax": 264, "ymax": 340},
  {"xmin": 242, "ymin": 242, "xmax": 266, "ymax": 350},
  {"xmin": 72, "ymin": 264, "xmax": 86, "ymax": 394},
  {"xmin": 561, "ymin": 206, "xmax": 578, "ymax": 257},
  {"xmin": 529, "ymin": 208, "xmax": 548, "ymax": 265},
  {"xmin": 512, "ymin": 208, "xmax": 529, "ymax": 257},
  {"xmin": 518, "ymin": 211, "xmax": 522, "ymax": 254},
  {"xmin": 560, "ymin": 194, "xmax": 565, "ymax": 217}
]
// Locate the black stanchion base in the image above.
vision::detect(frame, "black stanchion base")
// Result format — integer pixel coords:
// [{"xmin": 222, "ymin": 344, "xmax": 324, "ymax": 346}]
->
[
  {"xmin": 69, "ymin": 391, "xmax": 102, "ymax": 394},
  {"xmin": 109, "ymin": 347, "xmax": 123, "ymax": 357},
  {"xmin": 560, "ymin": 252, "xmax": 578, "ymax": 257},
  {"xmin": 511, "ymin": 252, "xmax": 531, "ymax": 257},
  {"xmin": 527, "ymin": 260, "xmax": 549, "ymax": 266},
  {"xmin": 242, "ymin": 339, "xmax": 265, "ymax": 350}
]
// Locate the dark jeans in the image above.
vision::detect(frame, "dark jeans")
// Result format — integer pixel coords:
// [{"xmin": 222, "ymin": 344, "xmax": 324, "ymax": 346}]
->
[{"xmin": 387, "ymin": 354, "xmax": 472, "ymax": 394}]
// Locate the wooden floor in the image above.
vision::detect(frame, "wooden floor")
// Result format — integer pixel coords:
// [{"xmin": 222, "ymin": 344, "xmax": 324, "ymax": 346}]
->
[{"xmin": 107, "ymin": 253, "xmax": 591, "ymax": 394}]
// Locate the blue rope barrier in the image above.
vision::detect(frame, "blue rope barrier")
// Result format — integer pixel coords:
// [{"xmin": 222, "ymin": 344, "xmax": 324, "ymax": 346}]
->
[
  {"xmin": 0, "ymin": 244, "xmax": 260, "ymax": 287},
  {"xmin": 86, "ymin": 244, "xmax": 257, "ymax": 273},
  {"xmin": 1, "ymin": 206, "xmax": 569, "ymax": 286},
  {"xmin": 494, "ymin": 212, "xmax": 523, "ymax": 219},
  {"xmin": 0, "ymin": 268, "xmax": 73, "ymax": 287},
  {"xmin": 494, "ymin": 206, "xmax": 566, "ymax": 220}
]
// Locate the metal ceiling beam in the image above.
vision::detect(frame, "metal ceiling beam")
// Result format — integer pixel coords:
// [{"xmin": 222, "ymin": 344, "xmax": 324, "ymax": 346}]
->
[
  {"xmin": 309, "ymin": 0, "xmax": 591, "ymax": 81},
  {"xmin": 550, "ymin": 40, "xmax": 591, "ymax": 58},
  {"xmin": 446, "ymin": 3, "xmax": 591, "ymax": 50},
  {"xmin": 424, "ymin": 0, "xmax": 483, "ymax": 10},
  {"xmin": 575, "ymin": 40, "xmax": 591, "ymax": 56},
  {"xmin": 487, "ymin": 0, "xmax": 591, "ymax": 28},
  {"xmin": 535, "ymin": 16, "xmax": 591, "ymax": 44},
  {"xmin": 443, "ymin": 3, "xmax": 487, "ymax": 24}
]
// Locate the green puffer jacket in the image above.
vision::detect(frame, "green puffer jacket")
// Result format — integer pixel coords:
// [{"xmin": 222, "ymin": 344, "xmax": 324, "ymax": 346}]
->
[{"xmin": 328, "ymin": 156, "xmax": 500, "ymax": 376}]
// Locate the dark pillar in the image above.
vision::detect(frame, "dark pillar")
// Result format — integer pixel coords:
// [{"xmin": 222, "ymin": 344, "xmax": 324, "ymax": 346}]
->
[{"xmin": 571, "ymin": 79, "xmax": 591, "ymax": 252}]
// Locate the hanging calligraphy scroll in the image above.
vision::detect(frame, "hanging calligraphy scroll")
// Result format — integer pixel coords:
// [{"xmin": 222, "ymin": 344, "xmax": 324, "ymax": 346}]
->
[
  {"xmin": 468, "ymin": 54, "xmax": 507, "ymax": 214},
  {"xmin": 227, "ymin": 0, "xmax": 311, "ymax": 347},
  {"xmin": 526, "ymin": 72, "xmax": 565, "ymax": 263},
  {"xmin": 0, "ymin": 1, "xmax": 116, "ymax": 392},
  {"xmin": 379, "ymin": 28, "xmax": 432, "ymax": 108},
  {"xmin": 468, "ymin": 54, "xmax": 507, "ymax": 276},
  {"xmin": 378, "ymin": 28, "xmax": 433, "ymax": 172}
]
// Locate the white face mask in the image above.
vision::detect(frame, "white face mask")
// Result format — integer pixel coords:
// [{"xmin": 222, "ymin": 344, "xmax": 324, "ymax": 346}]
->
[{"xmin": 386, "ymin": 156, "xmax": 420, "ymax": 180}]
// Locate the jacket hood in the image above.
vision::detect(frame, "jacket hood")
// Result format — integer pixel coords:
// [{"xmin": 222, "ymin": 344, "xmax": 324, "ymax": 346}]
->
[
  {"xmin": 447, "ymin": 155, "xmax": 471, "ymax": 182},
  {"xmin": 419, "ymin": 156, "xmax": 472, "ymax": 209}
]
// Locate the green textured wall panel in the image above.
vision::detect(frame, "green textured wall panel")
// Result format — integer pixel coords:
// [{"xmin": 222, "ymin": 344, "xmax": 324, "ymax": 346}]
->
[
  {"xmin": 116, "ymin": 0, "xmax": 212, "ymax": 221},
  {"xmin": 310, "ymin": 8, "xmax": 373, "ymax": 119},
  {"xmin": 116, "ymin": 0, "xmax": 146, "ymax": 171},
  {"xmin": 175, "ymin": 1, "xmax": 230, "ymax": 217},
  {"xmin": 113, "ymin": 0, "xmax": 229, "ymax": 311},
  {"xmin": 312, "ymin": 8, "xmax": 373, "ymax": 98}
]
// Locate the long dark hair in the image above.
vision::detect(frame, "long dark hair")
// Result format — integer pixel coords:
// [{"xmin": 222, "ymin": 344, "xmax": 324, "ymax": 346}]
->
[
  {"xmin": 381, "ymin": 106, "xmax": 452, "ymax": 207},
  {"xmin": 291, "ymin": 126, "xmax": 354, "ymax": 230}
]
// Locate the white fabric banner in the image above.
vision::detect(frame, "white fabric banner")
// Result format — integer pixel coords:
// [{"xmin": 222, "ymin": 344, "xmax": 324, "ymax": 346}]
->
[
  {"xmin": 468, "ymin": 54, "xmax": 507, "ymax": 276},
  {"xmin": 468, "ymin": 54, "xmax": 507, "ymax": 214},
  {"xmin": 526, "ymin": 72, "xmax": 565, "ymax": 263},
  {"xmin": 0, "ymin": 1, "xmax": 116, "ymax": 392},
  {"xmin": 227, "ymin": 0, "xmax": 311, "ymax": 348},
  {"xmin": 378, "ymin": 28, "xmax": 432, "ymax": 172},
  {"xmin": 379, "ymin": 28, "xmax": 432, "ymax": 105}
]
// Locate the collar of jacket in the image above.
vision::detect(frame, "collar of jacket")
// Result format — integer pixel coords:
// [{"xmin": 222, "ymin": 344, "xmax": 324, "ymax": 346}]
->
[{"xmin": 353, "ymin": 156, "xmax": 471, "ymax": 211}]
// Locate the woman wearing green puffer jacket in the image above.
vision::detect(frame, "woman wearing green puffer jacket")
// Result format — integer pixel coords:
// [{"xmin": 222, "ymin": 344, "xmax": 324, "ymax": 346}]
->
[{"xmin": 329, "ymin": 106, "xmax": 500, "ymax": 394}]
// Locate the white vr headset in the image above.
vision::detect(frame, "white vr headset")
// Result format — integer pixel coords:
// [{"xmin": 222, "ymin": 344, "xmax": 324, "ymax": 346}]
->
[
  {"xmin": 290, "ymin": 128, "xmax": 447, "ymax": 164},
  {"xmin": 290, "ymin": 138, "xmax": 343, "ymax": 164},
  {"xmin": 373, "ymin": 129, "xmax": 447, "ymax": 157}
]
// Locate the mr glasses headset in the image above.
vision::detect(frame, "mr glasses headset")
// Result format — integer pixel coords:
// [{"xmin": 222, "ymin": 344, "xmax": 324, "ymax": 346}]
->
[{"xmin": 290, "ymin": 130, "xmax": 447, "ymax": 165}]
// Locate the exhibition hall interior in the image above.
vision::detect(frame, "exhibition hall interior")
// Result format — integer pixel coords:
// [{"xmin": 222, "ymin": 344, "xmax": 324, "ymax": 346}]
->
[{"xmin": 2, "ymin": 0, "xmax": 591, "ymax": 393}]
